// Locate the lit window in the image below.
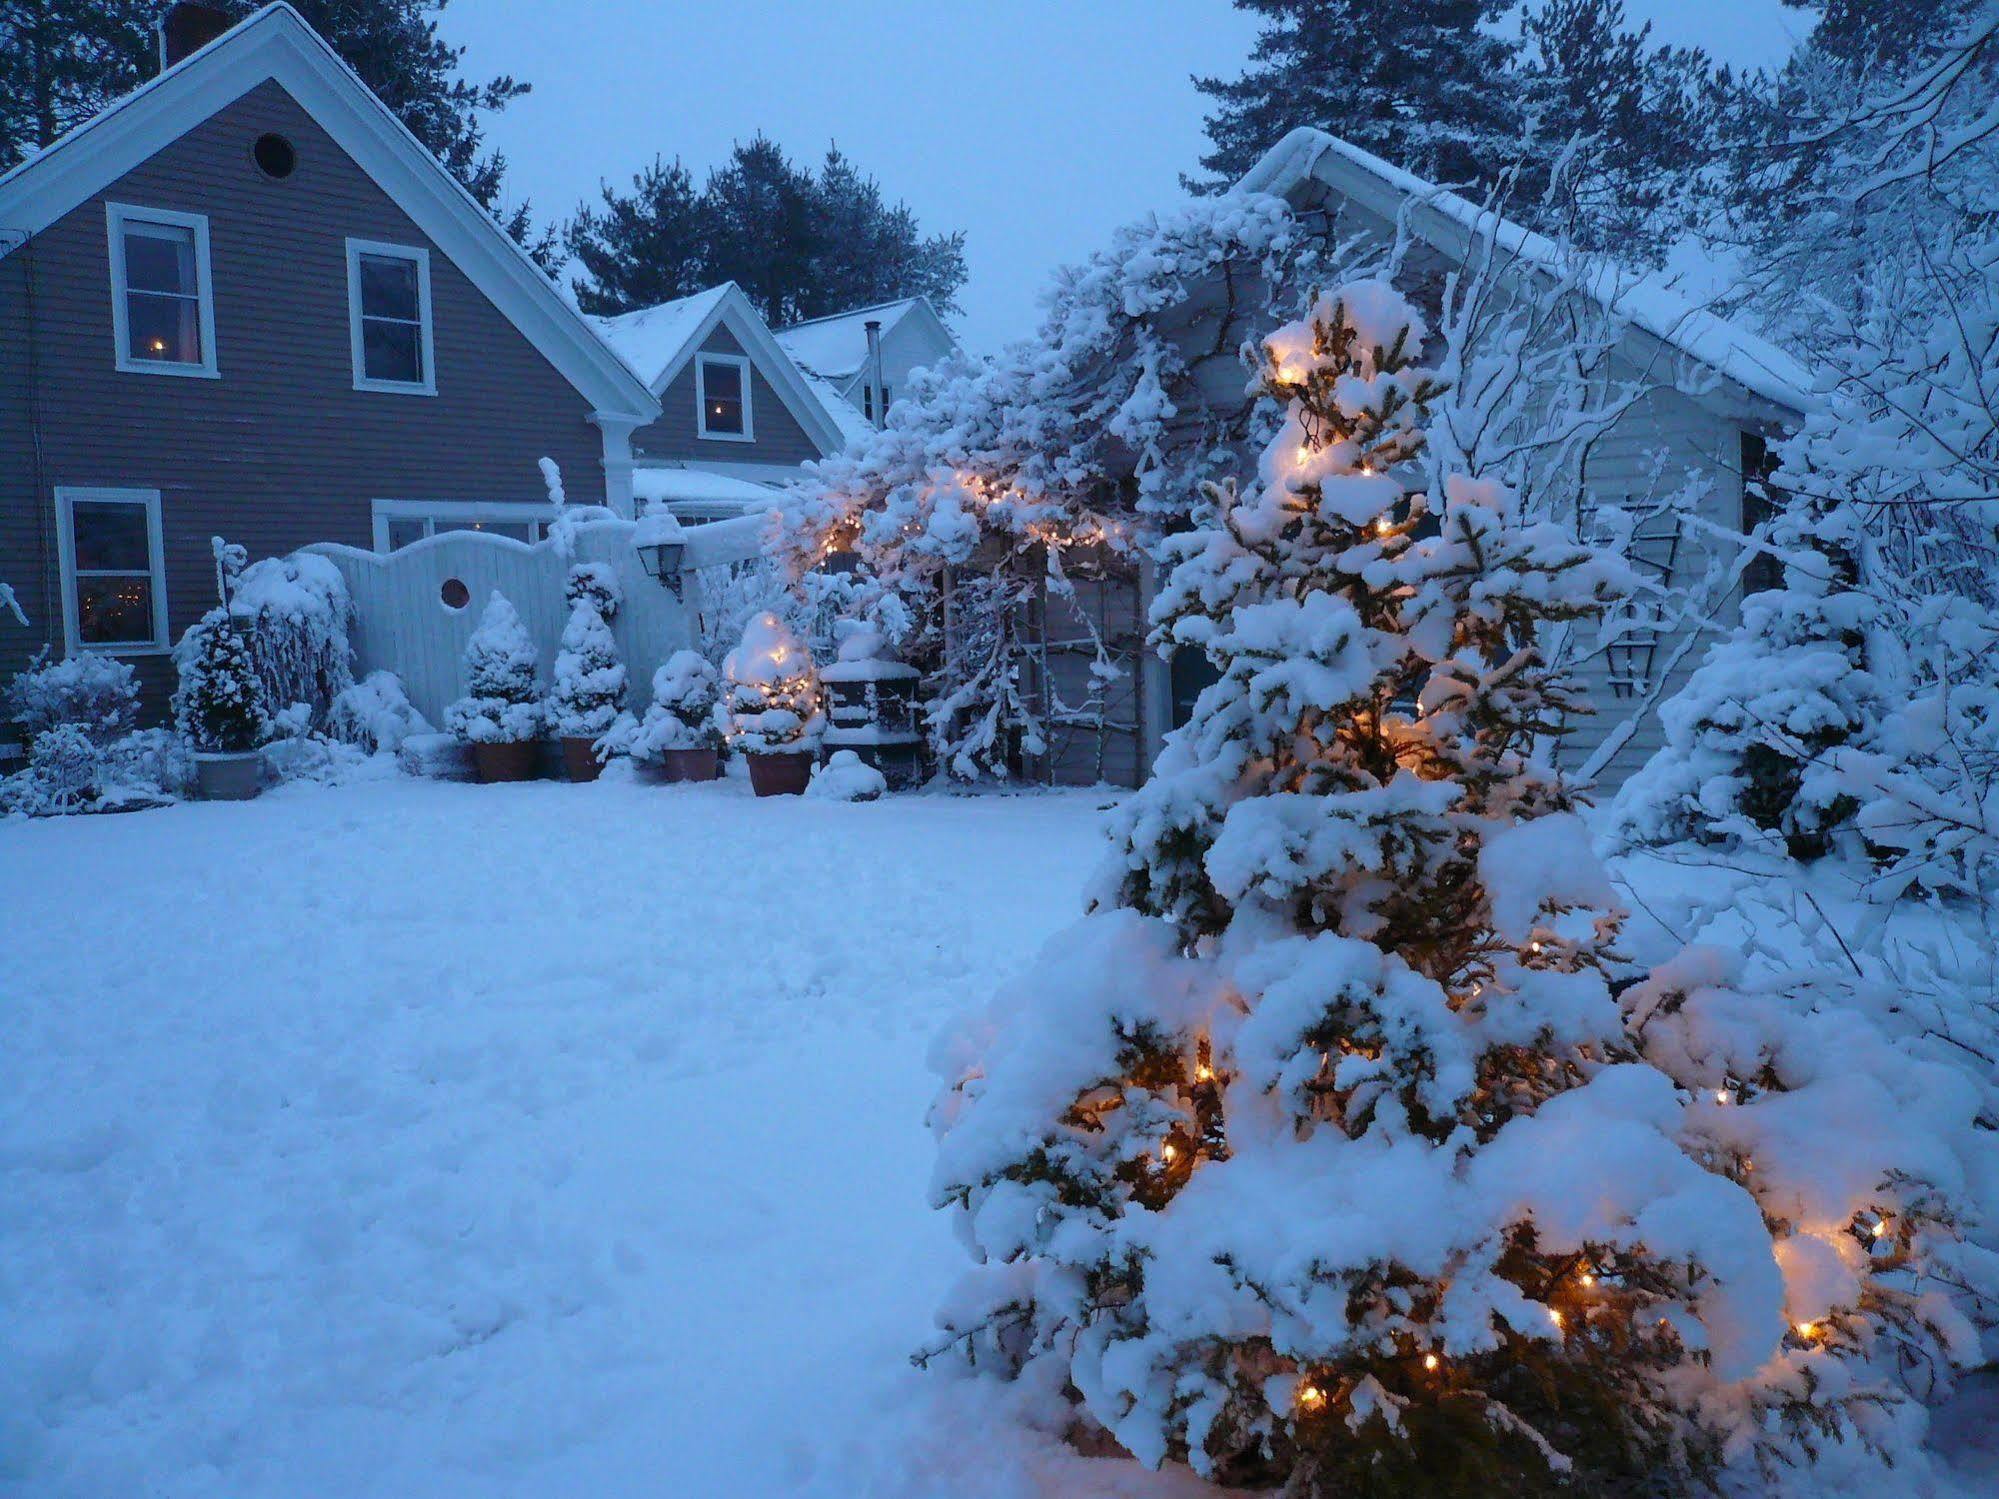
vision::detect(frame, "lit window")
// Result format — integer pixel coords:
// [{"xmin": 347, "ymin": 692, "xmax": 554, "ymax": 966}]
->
[
  {"xmin": 696, "ymin": 353, "xmax": 753, "ymax": 440},
  {"xmin": 107, "ymin": 203, "xmax": 218, "ymax": 377},
  {"xmin": 372, "ymin": 501, "xmax": 549, "ymax": 551},
  {"xmin": 56, "ymin": 487, "xmax": 168, "ymax": 653},
  {"xmin": 346, "ymin": 239, "xmax": 434, "ymax": 393}
]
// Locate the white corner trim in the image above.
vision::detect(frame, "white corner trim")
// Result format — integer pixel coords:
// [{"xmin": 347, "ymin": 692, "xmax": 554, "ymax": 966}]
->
[
  {"xmin": 695, "ymin": 351, "xmax": 755, "ymax": 442},
  {"xmin": 53, "ymin": 485, "xmax": 171, "ymax": 656},
  {"xmin": 106, "ymin": 202, "xmax": 219, "ymax": 378},
  {"xmin": 345, "ymin": 237, "xmax": 437, "ymax": 395},
  {"xmin": 590, "ymin": 411, "xmax": 642, "ymax": 519}
]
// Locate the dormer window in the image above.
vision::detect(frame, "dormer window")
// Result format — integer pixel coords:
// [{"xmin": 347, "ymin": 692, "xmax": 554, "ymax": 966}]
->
[
  {"xmin": 107, "ymin": 203, "xmax": 218, "ymax": 377},
  {"xmin": 346, "ymin": 238, "xmax": 435, "ymax": 394},
  {"xmin": 696, "ymin": 352, "xmax": 753, "ymax": 440}
]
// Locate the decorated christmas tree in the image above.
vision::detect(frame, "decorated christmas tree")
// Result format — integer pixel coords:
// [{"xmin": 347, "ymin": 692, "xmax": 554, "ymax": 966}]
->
[
  {"xmin": 445, "ymin": 592, "xmax": 543, "ymax": 745},
  {"xmin": 921, "ymin": 282, "xmax": 1993, "ymax": 1493},
  {"xmin": 173, "ymin": 612, "xmax": 268, "ymax": 753},
  {"xmin": 724, "ymin": 612, "xmax": 823, "ymax": 755}
]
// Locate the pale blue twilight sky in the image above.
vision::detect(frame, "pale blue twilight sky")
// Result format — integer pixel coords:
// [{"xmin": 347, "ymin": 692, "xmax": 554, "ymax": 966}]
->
[{"xmin": 449, "ymin": 0, "xmax": 1812, "ymax": 352}]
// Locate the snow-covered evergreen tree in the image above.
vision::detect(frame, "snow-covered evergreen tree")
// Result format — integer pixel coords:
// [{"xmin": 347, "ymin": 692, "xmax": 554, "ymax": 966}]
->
[
  {"xmin": 922, "ymin": 282, "xmax": 1991, "ymax": 1493},
  {"xmin": 724, "ymin": 612, "xmax": 822, "ymax": 755},
  {"xmin": 631, "ymin": 650, "xmax": 724, "ymax": 758},
  {"xmin": 444, "ymin": 593, "xmax": 542, "ymax": 745},
  {"xmin": 173, "ymin": 613, "xmax": 268, "ymax": 753},
  {"xmin": 549, "ymin": 564, "xmax": 626, "ymax": 741}
]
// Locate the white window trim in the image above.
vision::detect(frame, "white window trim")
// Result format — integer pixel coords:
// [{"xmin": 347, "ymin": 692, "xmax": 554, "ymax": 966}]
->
[
  {"xmin": 695, "ymin": 352, "xmax": 755, "ymax": 442},
  {"xmin": 54, "ymin": 486, "xmax": 170, "ymax": 656},
  {"xmin": 345, "ymin": 238, "xmax": 437, "ymax": 396},
  {"xmin": 370, "ymin": 499, "xmax": 552, "ymax": 552},
  {"xmin": 106, "ymin": 202, "xmax": 219, "ymax": 378}
]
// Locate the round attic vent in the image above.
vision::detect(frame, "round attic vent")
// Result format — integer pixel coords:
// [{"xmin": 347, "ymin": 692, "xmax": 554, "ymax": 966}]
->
[{"xmin": 253, "ymin": 133, "xmax": 297, "ymax": 179}]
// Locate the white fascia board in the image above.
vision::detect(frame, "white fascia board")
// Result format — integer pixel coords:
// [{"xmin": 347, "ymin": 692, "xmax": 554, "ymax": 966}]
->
[
  {"xmin": 0, "ymin": 4, "xmax": 659, "ymax": 425},
  {"xmin": 648, "ymin": 286, "xmax": 850, "ymax": 459}
]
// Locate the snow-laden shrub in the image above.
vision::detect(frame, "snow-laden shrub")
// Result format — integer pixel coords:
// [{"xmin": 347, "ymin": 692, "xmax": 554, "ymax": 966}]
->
[
  {"xmin": 4, "ymin": 653, "xmax": 139, "ymax": 745},
  {"xmin": 549, "ymin": 595, "xmax": 626, "ymax": 740},
  {"xmin": 226, "ymin": 550, "xmax": 354, "ymax": 725},
  {"xmin": 326, "ymin": 671, "xmax": 433, "ymax": 754},
  {"xmin": 444, "ymin": 593, "xmax": 542, "ymax": 745},
  {"xmin": 630, "ymin": 650, "xmax": 723, "ymax": 759},
  {"xmin": 104, "ymin": 727, "xmax": 192, "ymax": 798},
  {"xmin": 920, "ymin": 283, "xmax": 1994, "ymax": 1496},
  {"xmin": 564, "ymin": 560, "xmax": 621, "ymax": 620},
  {"xmin": 724, "ymin": 612, "xmax": 822, "ymax": 754},
  {"xmin": 1, "ymin": 725, "xmax": 102, "ymax": 815},
  {"xmin": 173, "ymin": 611, "xmax": 268, "ymax": 753},
  {"xmin": 805, "ymin": 748, "xmax": 885, "ymax": 802}
]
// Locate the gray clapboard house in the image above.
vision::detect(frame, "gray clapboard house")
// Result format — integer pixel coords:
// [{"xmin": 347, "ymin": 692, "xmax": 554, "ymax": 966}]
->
[
  {"xmin": 1030, "ymin": 128, "xmax": 1814, "ymax": 791},
  {"xmin": 775, "ymin": 296, "xmax": 960, "ymax": 428},
  {"xmin": 0, "ymin": 2, "xmax": 661, "ymax": 717}
]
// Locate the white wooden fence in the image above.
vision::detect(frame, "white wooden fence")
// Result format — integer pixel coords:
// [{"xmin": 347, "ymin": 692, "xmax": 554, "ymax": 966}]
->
[{"xmin": 309, "ymin": 515, "xmax": 767, "ymax": 725}]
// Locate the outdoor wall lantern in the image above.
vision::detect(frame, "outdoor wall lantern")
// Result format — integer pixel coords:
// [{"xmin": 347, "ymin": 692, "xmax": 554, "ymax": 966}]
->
[{"xmin": 635, "ymin": 536, "xmax": 687, "ymax": 598}]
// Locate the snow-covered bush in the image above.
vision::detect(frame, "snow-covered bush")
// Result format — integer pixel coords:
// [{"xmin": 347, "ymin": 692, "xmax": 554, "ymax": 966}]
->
[
  {"xmin": 777, "ymin": 191, "xmax": 1319, "ymax": 779},
  {"xmin": 921, "ymin": 283, "xmax": 1991, "ymax": 1494},
  {"xmin": 327, "ymin": 671, "xmax": 433, "ymax": 755},
  {"xmin": 724, "ymin": 612, "xmax": 823, "ymax": 755},
  {"xmin": 1, "ymin": 724, "xmax": 102, "ymax": 815},
  {"xmin": 225, "ymin": 549, "xmax": 355, "ymax": 725},
  {"xmin": 444, "ymin": 593, "xmax": 542, "ymax": 745},
  {"xmin": 549, "ymin": 594, "xmax": 626, "ymax": 740},
  {"xmin": 4, "ymin": 653, "xmax": 139, "ymax": 746},
  {"xmin": 173, "ymin": 612, "xmax": 268, "ymax": 753},
  {"xmin": 805, "ymin": 748, "xmax": 885, "ymax": 802},
  {"xmin": 564, "ymin": 560, "xmax": 622, "ymax": 620},
  {"xmin": 630, "ymin": 650, "xmax": 723, "ymax": 759}
]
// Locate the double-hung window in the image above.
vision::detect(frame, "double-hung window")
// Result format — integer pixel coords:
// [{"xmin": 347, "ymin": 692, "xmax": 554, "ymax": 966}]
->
[
  {"xmin": 346, "ymin": 239, "xmax": 435, "ymax": 394},
  {"xmin": 696, "ymin": 352, "xmax": 753, "ymax": 440},
  {"xmin": 106, "ymin": 203, "xmax": 218, "ymax": 377},
  {"xmin": 55, "ymin": 488, "xmax": 169, "ymax": 654}
]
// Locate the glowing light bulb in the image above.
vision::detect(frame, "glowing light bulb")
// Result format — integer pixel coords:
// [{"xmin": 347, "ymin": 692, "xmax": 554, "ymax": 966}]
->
[
  {"xmin": 1548, "ymin": 1309, "xmax": 1564, "ymax": 1328},
  {"xmin": 1794, "ymin": 1321, "xmax": 1818, "ymax": 1340},
  {"xmin": 1423, "ymin": 1353, "xmax": 1440, "ymax": 1371},
  {"xmin": 1871, "ymin": 1218, "xmax": 1891, "ymax": 1239},
  {"xmin": 1714, "ymin": 1089, "xmax": 1731, "ymax": 1105},
  {"xmin": 1160, "ymin": 1143, "xmax": 1178, "ymax": 1163},
  {"xmin": 1373, "ymin": 516, "xmax": 1393, "ymax": 536},
  {"xmin": 1297, "ymin": 1383, "xmax": 1325, "ymax": 1410},
  {"xmin": 1580, "ymin": 1273, "xmax": 1596, "ymax": 1288},
  {"xmin": 1195, "ymin": 1064, "xmax": 1216, "ymax": 1083}
]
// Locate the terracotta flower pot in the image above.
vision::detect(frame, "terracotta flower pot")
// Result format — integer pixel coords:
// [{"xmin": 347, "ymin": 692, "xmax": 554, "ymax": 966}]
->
[
  {"xmin": 560, "ymin": 736, "xmax": 604, "ymax": 783},
  {"xmin": 471, "ymin": 740, "xmax": 538, "ymax": 784},
  {"xmin": 193, "ymin": 749, "xmax": 263, "ymax": 801},
  {"xmin": 662, "ymin": 747, "xmax": 720, "ymax": 783},
  {"xmin": 747, "ymin": 749, "xmax": 814, "ymax": 797}
]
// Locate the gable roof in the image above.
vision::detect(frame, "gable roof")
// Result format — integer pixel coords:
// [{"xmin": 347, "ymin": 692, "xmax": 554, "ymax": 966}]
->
[
  {"xmin": 589, "ymin": 281, "xmax": 854, "ymax": 457},
  {"xmin": 774, "ymin": 296, "xmax": 957, "ymax": 382},
  {"xmin": 1236, "ymin": 127, "xmax": 1816, "ymax": 416},
  {"xmin": 0, "ymin": 2, "xmax": 658, "ymax": 424}
]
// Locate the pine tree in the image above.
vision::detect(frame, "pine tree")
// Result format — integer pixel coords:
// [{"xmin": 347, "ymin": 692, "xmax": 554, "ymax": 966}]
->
[
  {"xmin": 925, "ymin": 282, "xmax": 1793, "ymax": 1493},
  {"xmin": 549, "ymin": 598, "xmax": 625, "ymax": 741},
  {"xmin": 173, "ymin": 611, "xmax": 268, "ymax": 753},
  {"xmin": 1189, "ymin": 0, "xmax": 1527, "ymax": 194},
  {"xmin": 0, "ymin": 1, "xmax": 153, "ymax": 168},
  {"xmin": 444, "ymin": 592, "xmax": 542, "ymax": 745},
  {"xmin": 566, "ymin": 136, "xmax": 968, "ymax": 322},
  {"xmin": 724, "ymin": 612, "xmax": 822, "ymax": 755}
]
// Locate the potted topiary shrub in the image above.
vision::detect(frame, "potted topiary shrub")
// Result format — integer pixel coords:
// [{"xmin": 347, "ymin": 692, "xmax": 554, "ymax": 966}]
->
[
  {"xmin": 445, "ymin": 592, "xmax": 544, "ymax": 782},
  {"xmin": 725, "ymin": 612, "xmax": 824, "ymax": 796},
  {"xmin": 633, "ymin": 650, "xmax": 724, "ymax": 782},
  {"xmin": 549, "ymin": 564, "xmax": 626, "ymax": 783},
  {"xmin": 173, "ymin": 611, "xmax": 268, "ymax": 800}
]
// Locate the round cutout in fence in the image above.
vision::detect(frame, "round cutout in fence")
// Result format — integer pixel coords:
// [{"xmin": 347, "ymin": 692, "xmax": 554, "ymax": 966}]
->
[
  {"xmin": 253, "ymin": 133, "xmax": 297, "ymax": 179},
  {"xmin": 440, "ymin": 577, "xmax": 471, "ymax": 610}
]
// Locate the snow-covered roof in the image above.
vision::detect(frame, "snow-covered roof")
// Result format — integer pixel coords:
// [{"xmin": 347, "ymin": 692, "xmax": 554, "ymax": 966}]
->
[
  {"xmin": 0, "ymin": 4, "xmax": 658, "ymax": 422},
  {"xmin": 590, "ymin": 285, "xmax": 736, "ymax": 387},
  {"xmin": 630, "ymin": 467, "xmax": 785, "ymax": 509},
  {"xmin": 1236, "ymin": 127, "xmax": 1817, "ymax": 414},
  {"xmin": 774, "ymin": 298, "xmax": 932, "ymax": 380},
  {"xmin": 795, "ymin": 365, "xmax": 880, "ymax": 447}
]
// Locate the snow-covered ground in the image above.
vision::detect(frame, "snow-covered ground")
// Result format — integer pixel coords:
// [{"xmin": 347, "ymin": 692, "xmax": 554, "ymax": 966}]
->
[
  {"xmin": 1, "ymin": 771, "xmax": 1221, "ymax": 1498},
  {"xmin": 3, "ymin": 772, "xmax": 1992, "ymax": 1497}
]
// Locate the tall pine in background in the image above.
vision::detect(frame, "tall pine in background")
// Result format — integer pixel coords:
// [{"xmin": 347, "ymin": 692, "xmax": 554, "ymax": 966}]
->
[
  {"xmin": 566, "ymin": 137, "xmax": 968, "ymax": 323},
  {"xmin": 0, "ymin": 0, "xmax": 555, "ymax": 268},
  {"xmin": 1189, "ymin": 0, "xmax": 1524, "ymax": 195}
]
